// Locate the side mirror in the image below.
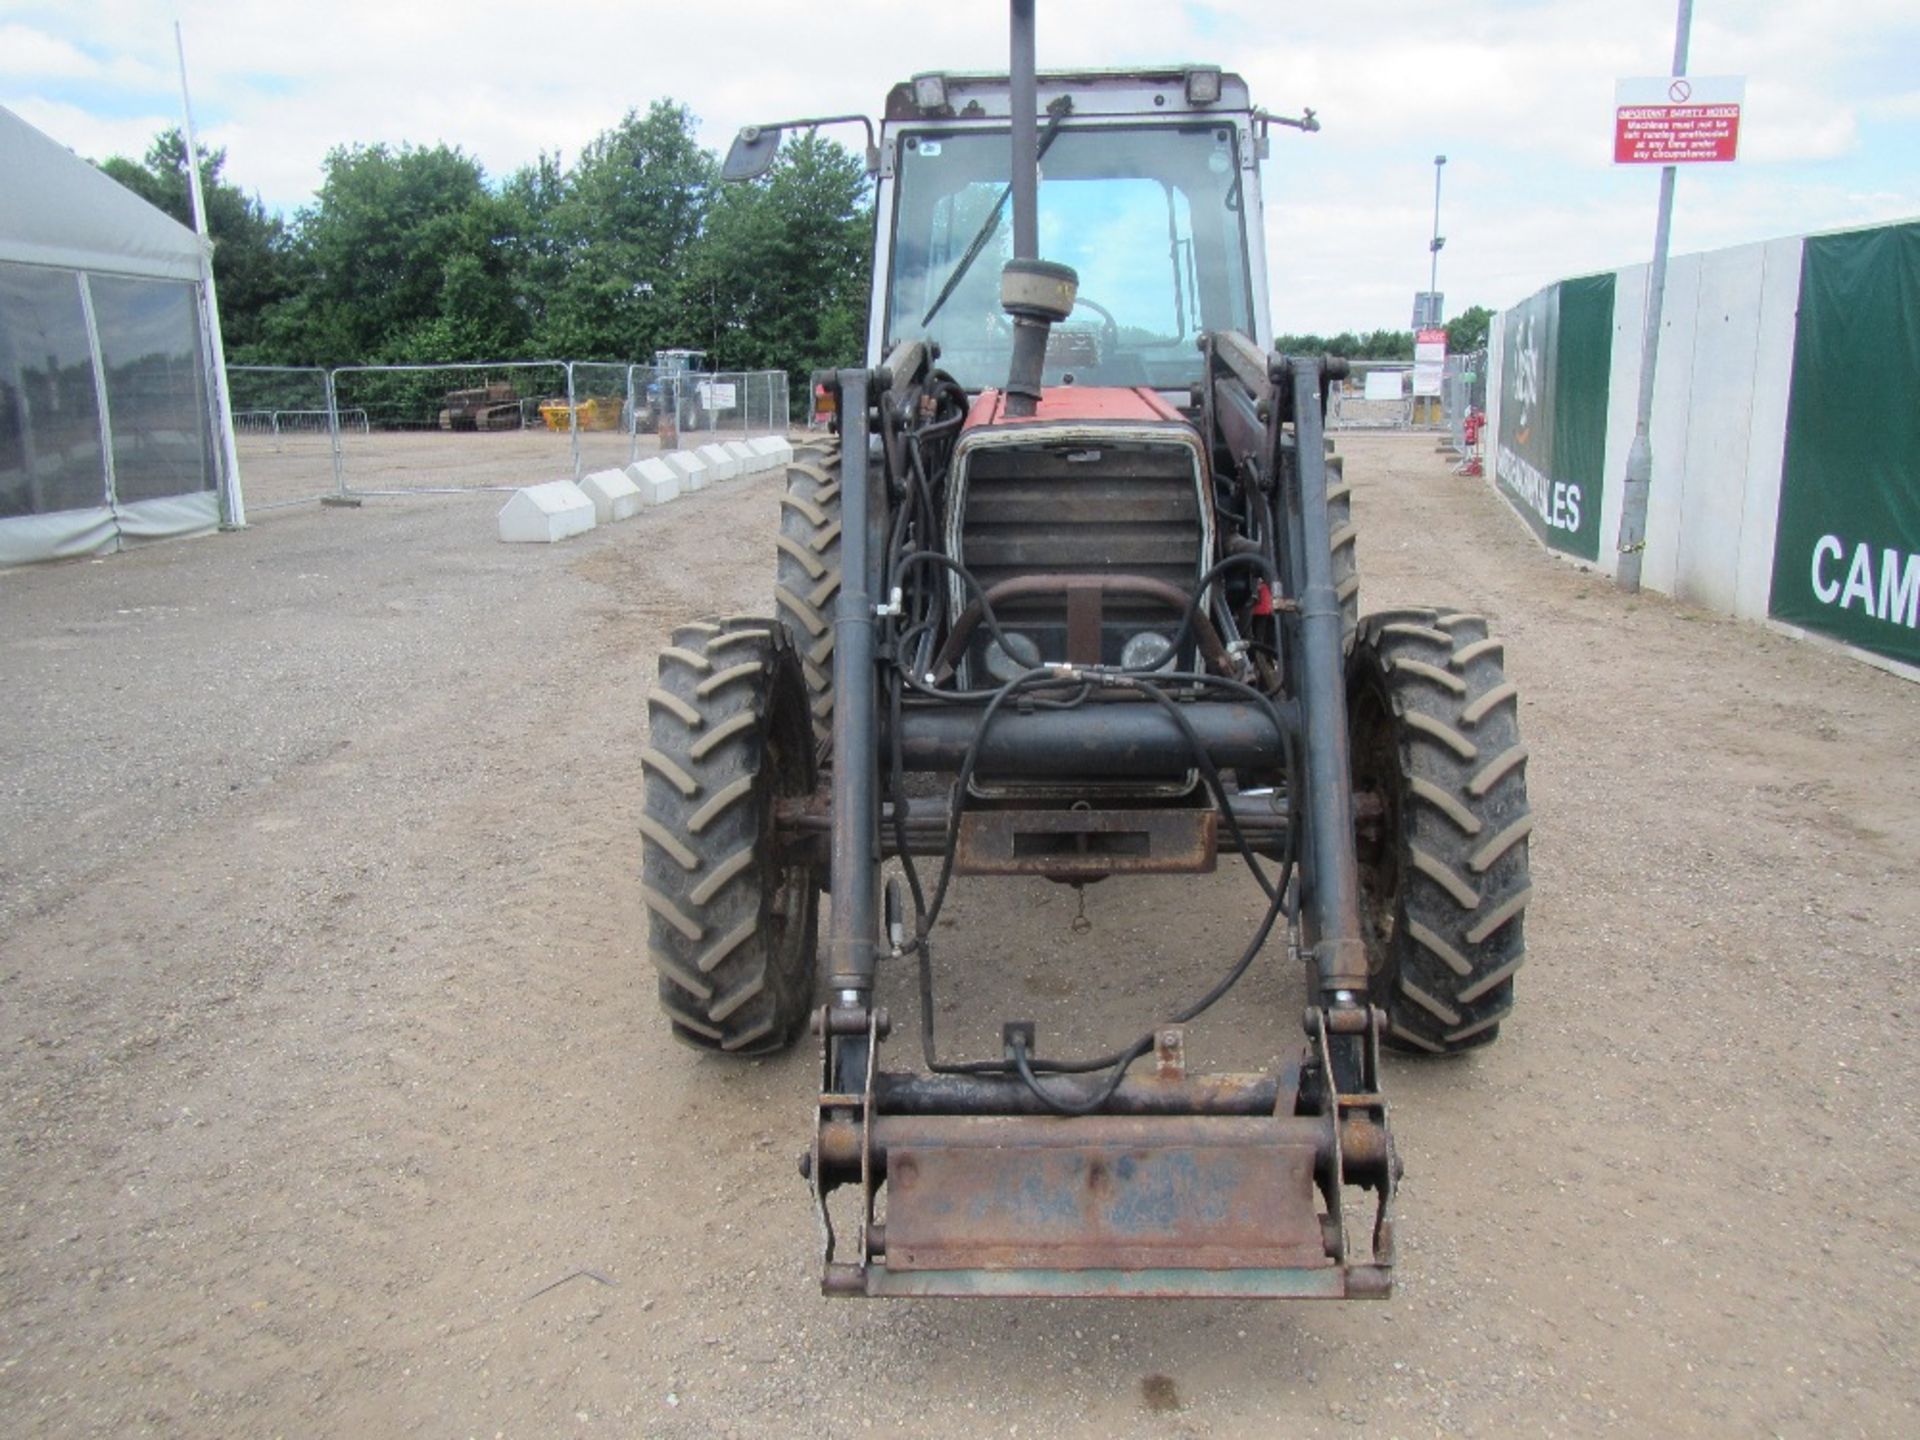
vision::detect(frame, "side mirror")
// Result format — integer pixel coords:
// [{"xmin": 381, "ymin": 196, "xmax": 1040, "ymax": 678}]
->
[{"xmin": 721, "ymin": 126, "xmax": 781, "ymax": 182}]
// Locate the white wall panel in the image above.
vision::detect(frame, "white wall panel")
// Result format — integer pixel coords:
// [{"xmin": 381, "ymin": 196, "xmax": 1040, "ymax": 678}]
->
[
  {"xmin": 1597, "ymin": 264, "xmax": 1650, "ymax": 581},
  {"xmin": 1732, "ymin": 236, "xmax": 1804, "ymax": 621},
  {"xmin": 1674, "ymin": 241, "xmax": 1768, "ymax": 612},
  {"xmin": 1641, "ymin": 252, "xmax": 1701, "ymax": 597}
]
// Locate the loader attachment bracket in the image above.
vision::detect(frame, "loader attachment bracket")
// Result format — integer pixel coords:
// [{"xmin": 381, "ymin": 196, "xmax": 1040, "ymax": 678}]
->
[{"xmin": 810, "ymin": 1003, "xmax": 1398, "ymax": 1299}]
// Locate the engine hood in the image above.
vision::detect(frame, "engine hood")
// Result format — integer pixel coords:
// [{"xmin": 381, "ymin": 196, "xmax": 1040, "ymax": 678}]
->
[{"xmin": 962, "ymin": 385, "xmax": 1192, "ymax": 432}]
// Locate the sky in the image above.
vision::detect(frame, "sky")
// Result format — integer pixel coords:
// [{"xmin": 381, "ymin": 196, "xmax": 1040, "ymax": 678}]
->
[{"xmin": 4, "ymin": 0, "xmax": 1917, "ymax": 336}]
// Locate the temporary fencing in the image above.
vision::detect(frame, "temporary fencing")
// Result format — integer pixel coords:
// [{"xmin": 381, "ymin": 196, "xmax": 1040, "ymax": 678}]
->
[
  {"xmin": 1328, "ymin": 364, "xmax": 1415, "ymax": 431},
  {"xmin": 227, "ymin": 360, "xmax": 791, "ymax": 508},
  {"xmin": 226, "ymin": 366, "xmax": 341, "ymax": 509},
  {"xmin": 1325, "ymin": 359, "xmax": 1477, "ymax": 435},
  {"xmin": 1439, "ymin": 351, "xmax": 1488, "ymax": 455}
]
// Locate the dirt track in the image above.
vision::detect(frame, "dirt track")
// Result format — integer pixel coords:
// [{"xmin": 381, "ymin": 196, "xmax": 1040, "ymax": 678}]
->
[{"xmin": 2, "ymin": 435, "xmax": 1915, "ymax": 1438}]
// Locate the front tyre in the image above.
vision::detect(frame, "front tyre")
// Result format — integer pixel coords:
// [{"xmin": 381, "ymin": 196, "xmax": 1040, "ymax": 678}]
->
[
  {"xmin": 641, "ymin": 618, "xmax": 820, "ymax": 1055},
  {"xmin": 773, "ymin": 434, "xmax": 844, "ymax": 746},
  {"xmin": 1326, "ymin": 451, "xmax": 1358, "ymax": 651},
  {"xmin": 1348, "ymin": 608, "xmax": 1531, "ymax": 1053}
]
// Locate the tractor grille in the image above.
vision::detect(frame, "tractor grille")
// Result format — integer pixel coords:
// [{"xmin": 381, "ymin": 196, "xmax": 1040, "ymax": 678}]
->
[{"xmin": 953, "ymin": 438, "xmax": 1206, "ymax": 676}]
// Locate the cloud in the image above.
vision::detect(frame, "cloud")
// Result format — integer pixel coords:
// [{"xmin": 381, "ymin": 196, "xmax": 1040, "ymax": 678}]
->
[
  {"xmin": 0, "ymin": 22, "xmax": 101, "ymax": 78},
  {"xmin": 1, "ymin": 95, "xmax": 179, "ymax": 167},
  {"xmin": 4, "ymin": 0, "xmax": 1916, "ymax": 333}
]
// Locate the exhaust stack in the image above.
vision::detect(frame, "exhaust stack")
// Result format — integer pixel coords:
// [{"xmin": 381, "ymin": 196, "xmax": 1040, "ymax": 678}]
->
[{"xmin": 1002, "ymin": 0, "xmax": 1075, "ymax": 417}]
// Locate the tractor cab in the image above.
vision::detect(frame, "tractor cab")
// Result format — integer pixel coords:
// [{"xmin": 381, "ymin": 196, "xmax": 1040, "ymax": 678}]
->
[
  {"xmin": 642, "ymin": 349, "xmax": 714, "ymax": 435},
  {"xmin": 870, "ymin": 68, "xmax": 1277, "ymax": 398},
  {"xmin": 652, "ymin": 347, "xmax": 709, "ymax": 375}
]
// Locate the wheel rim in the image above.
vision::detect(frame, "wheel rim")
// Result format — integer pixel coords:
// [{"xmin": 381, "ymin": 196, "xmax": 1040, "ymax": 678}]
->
[
  {"xmin": 1348, "ymin": 672, "xmax": 1402, "ymax": 981},
  {"xmin": 760, "ymin": 663, "xmax": 820, "ymax": 997}
]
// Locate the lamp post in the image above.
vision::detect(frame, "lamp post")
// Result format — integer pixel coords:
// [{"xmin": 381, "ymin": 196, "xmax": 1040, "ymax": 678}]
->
[
  {"xmin": 1429, "ymin": 153, "xmax": 1447, "ymax": 313},
  {"xmin": 1426, "ymin": 155, "xmax": 1447, "ymax": 422},
  {"xmin": 1615, "ymin": 0, "xmax": 1694, "ymax": 594}
]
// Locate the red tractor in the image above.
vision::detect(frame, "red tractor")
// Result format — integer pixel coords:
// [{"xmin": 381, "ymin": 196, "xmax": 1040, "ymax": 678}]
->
[{"xmin": 642, "ymin": 2, "xmax": 1532, "ymax": 1299}]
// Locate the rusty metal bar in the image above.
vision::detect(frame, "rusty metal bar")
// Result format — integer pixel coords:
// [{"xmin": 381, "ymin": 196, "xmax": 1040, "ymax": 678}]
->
[
  {"xmin": 872, "ymin": 1114, "xmax": 1334, "ymax": 1273},
  {"xmin": 872, "ymin": 1067, "xmax": 1292, "ymax": 1117},
  {"xmin": 817, "ymin": 1109, "xmax": 1392, "ymax": 1187},
  {"xmin": 862, "ymin": 1264, "xmax": 1372, "ymax": 1299}
]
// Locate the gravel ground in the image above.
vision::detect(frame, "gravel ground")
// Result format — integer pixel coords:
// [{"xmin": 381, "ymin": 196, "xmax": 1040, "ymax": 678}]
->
[
  {"xmin": 234, "ymin": 426, "xmax": 704, "ymax": 510},
  {"xmin": 1, "ymin": 434, "xmax": 1914, "ymax": 1438}
]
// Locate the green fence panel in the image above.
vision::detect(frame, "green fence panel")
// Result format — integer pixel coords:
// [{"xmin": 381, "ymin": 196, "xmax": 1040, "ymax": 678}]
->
[
  {"xmin": 1767, "ymin": 221, "xmax": 1920, "ymax": 667},
  {"xmin": 1494, "ymin": 274, "xmax": 1615, "ymax": 560}
]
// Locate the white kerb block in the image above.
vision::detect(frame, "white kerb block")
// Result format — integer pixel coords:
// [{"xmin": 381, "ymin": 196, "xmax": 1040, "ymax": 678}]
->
[
  {"xmin": 695, "ymin": 443, "xmax": 741, "ymax": 482},
  {"xmin": 626, "ymin": 457, "xmax": 682, "ymax": 505},
  {"xmin": 724, "ymin": 439, "xmax": 763, "ymax": 474},
  {"xmin": 581, "ymin": 468, "xmax": 643, "ymax": 523},
  {"xmin": 664, "ymin": 450, "xmax": 708, "ymax": 492},
  {"xmin": 499, "ymin": 480, "xmax": 597, "ymax": 543},
  {"xmin": 747, "ymin": 435, "xmax": 795, "ymax": 469}
]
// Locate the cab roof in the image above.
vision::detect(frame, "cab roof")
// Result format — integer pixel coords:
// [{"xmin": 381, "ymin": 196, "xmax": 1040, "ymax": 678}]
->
[{"xmin": 885, "ymin": 68, "xmax": 1251, "ymax": 122}]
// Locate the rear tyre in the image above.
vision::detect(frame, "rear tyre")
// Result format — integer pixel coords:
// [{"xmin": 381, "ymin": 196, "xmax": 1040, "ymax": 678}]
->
[
  {"xmin": 774, "ymin": 435, "xmax": 844, "ymax": 746},
  {"xmin": 642, "ymin": 617, "xmax": 820, "ymax": 1055},
  {"xmin": 1347, "ymin": 608, "xmax": 1531, "ymax": 1053}
]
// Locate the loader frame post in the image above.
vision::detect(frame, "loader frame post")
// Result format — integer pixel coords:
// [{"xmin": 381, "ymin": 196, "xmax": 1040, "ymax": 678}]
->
[
  {"xmin": 826, "ymin": 369, "xmax": 882, "ymax": 1009},
  {"xmin": 1278, "ymin": 358, "xmax": 1369, "ymax": 1004}
]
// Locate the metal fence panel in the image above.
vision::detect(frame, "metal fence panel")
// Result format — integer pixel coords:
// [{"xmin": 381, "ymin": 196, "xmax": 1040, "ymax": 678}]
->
[
  {"xmin": 1438, "ymin": 350, "xmax": 1488, "ymax": 454},
  {"xmin": 227, "ymin": 366, "xmax": 340, "ymax": 508},
  {"xmin": 226, "ymin": 360, "xmax": 791, "ymax": 509},
  {"xmin": 569, "ymin": 361, "xmax": 636, "ymax": 477},
  {"xmin": 329, "ymin": 362, "xmax": 575, "ymax": 494},
  {"xmin": 1329, "ymin": 364, "xmax": 1414, "ymax": 432}
]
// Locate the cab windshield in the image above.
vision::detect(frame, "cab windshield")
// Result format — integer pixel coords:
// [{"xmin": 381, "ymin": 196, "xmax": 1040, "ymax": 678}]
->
[{"xmin": 886, "ymin": 123, "xmax": 1255, "ymax": 391}]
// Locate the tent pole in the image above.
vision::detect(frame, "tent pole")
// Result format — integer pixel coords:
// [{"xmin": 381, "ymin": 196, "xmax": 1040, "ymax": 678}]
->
[
  {"xmin": 175, "ymin": 21, "xmax": 245, "ymax": 530},
  {"xmin": 77, "ymin": 275, "xmax": 119, "ymax": 522}
]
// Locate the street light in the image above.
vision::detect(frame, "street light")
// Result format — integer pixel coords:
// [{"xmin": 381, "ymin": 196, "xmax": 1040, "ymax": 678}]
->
[{"xmin": 1422, "ymin": 154, "xmax": 1448, "ymax": 424}]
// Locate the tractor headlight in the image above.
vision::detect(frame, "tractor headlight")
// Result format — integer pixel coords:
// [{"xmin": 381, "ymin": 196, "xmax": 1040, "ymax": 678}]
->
[
  {"xmin": 1184, "ymin": 67, "xmax": 1223, "ymax": 107},
  {"xmin": 912, "ymin": 72, "xmax": 949, "ymax": 112},
  {"xmin": 1121, "ymin": 631, "xmax": 1176, "ymax": 672},
  {"xmin": 983, "ymin": 631, "xmax": 1041, "ymax": 683}
]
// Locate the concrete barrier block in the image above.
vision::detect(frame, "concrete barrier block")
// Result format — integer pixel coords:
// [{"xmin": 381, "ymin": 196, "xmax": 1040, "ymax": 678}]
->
[
  {"xmin": 724, "ymin": 439, "xmax": 763, "ymax": 474},
  {"xmin": 748, "ymin": 435, "xmax": 795, "ymax": 469},
  {"xmin": 695, "ymin": 443, "xmax": 741, "ymax": 482},
  {"xmin": 581, "ymin": 468, "xmax": 644, "ymax": 523},
  {"xmin": 663, "ymin": 450, "xmax": 709, "ymax": 491},
  {"xmin": 626, "ymin": 457, "xmax": 682, "ymax": 506},
  {"xmin": 499, "ymin": 480, "xmax": 597, "ymax": 543}
]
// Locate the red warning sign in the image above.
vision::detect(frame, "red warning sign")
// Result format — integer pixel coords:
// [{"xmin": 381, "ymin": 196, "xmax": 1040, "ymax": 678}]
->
[{"xmin": 1613, "ymin": 76, "xmax": 1744, "ymax": 165}]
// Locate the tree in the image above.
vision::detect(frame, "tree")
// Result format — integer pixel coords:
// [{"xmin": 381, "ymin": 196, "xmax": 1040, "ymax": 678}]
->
[
  {"xmin": 255, "ymin": 141, "xmax": 521, "ymax": 365},
  {"xmin": 1274, "ymin": 328, "xmax": 1414, "ymax": 361},
  {"xmin": 90, "ymin": 103, "xmax": 875, "ymax": 391},
  {"xmin": 677, "ymin": 129, "xmax": 871, "ymax": 381},
  {"xmin": 526, "ymin": 101, "xmax": 717, "ymax": 360},
  {"xmin": 97, "ymin": 130, "xmax": 291, "ymax": 351},
  {"xmin": 1445, "ymin": 305, "xmax": 1493, "ymax": 355}
]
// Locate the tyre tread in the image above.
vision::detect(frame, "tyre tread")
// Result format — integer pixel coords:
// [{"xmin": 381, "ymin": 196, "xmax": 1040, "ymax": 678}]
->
[
  {"xmin": 775, "ymin": 439, "xmax": 844, "ymax": 744},
  {"xmin": 1350, "ymin": 605, "xmax": 1531, "ymax": 1053},
  {"xmin": 642, "ymin": 621, "xmax": 819, "ymax": 1056}
]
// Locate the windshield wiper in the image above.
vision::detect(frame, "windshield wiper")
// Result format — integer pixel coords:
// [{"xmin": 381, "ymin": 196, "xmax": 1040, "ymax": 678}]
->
[{"xmin": 920, "ymin": 97, "xmax": 1073, "ymax": 329}]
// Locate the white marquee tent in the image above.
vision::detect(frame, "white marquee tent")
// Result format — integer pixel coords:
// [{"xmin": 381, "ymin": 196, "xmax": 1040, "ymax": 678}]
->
[{"xmin": 0, "ymin": 104, "xmax": 240, "ymax": 567}]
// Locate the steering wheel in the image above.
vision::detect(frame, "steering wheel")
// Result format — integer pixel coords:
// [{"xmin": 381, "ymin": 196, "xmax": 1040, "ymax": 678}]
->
[
  {"xmin": 989, "ymin": 294, "xmax": 1121, "ymax": 355},
  {"xmin": 1067, "ymin": 295, "xmax": 1122, "ymax": 353}
]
